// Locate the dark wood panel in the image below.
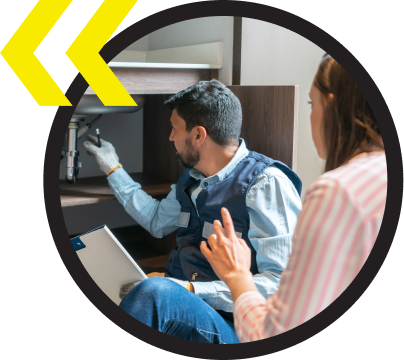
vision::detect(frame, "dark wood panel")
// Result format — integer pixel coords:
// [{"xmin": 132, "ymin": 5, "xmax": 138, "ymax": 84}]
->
[
  {"xmin": 146, "ymin": 230, "xmax": 177, "ymax": 255},
  {"xmin": 110, "ymin": 226, "xmax": 176, "ymax": 274},
  {"xmin": 229, "ymin": 86, "xmax": 298, "ymax": 169},
  {"xmin": 108, "ymin": 226, "xmax": 150, "ymax": 245},
  {"xmin": 232, "ymin": 17, "xmax": 242, "ymax": 85},
  {"xmin": 60, "ymin": 172, "xmax": 172, "ymax": 207},
  {"xmin": 85, "ymin": 68, "xmax": 218, "ymax": 95},
  {"xmin": 143, "ymin": 95, "xmax": 184, "ymax": 183},
  {"xmin": 113, "ymin": 228, "xmax": 169, "ymax": 274},
  {"xmin": 210, "ymin": 69, "xmax": 219, "ymax": 80},
  {"xmin": 112, "ymin": 201, "xmax": 177, "ymax": 255}
]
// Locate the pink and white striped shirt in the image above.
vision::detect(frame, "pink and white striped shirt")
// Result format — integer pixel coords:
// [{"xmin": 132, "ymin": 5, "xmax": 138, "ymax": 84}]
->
[{"xmin": 234, "ymin": 152, "xmax": 387, "ymax": 342}]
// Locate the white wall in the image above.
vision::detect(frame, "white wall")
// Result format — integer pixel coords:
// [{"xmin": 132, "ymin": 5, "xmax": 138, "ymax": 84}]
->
[
  {"xmin": 240, "ymin": 19, "xmax": 325, "ymax": 196},
  {"xmin": 125, "ymin": 34, "xmax": 149, "ymax": 51},
  {"xmin": 147, "ymin": 17, "xmax": 234, "ymax": 85}
]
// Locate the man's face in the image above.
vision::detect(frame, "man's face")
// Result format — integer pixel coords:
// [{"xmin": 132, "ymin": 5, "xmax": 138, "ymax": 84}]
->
[{"xmin": 169, "ymin": 108, "xmax": 200, "ymax": 168}]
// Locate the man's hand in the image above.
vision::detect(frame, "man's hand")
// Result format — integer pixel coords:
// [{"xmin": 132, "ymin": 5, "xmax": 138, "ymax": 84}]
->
[
  {"xmin": 200, "ymin": 208, "xmax": 258, "ymax": 302},
  {"xmin": 119, "ymin": 280, "xmax": 142, "ymax": 299},
  {"xmin": 83, "ymin": 135, "xmax": 121, "ymax": 175}
]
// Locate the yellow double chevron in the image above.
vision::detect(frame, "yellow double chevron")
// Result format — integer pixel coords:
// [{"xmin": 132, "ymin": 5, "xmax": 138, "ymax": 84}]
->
[{"xmin": 1, "ymin": 0, "xmax": 138, "ymax": 106}]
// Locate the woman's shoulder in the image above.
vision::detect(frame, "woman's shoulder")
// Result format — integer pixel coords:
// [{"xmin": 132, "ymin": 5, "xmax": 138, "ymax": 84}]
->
[
  {"xmin": 321, "ymin": 151, "xmax": 386, "ymax": 184},
  {"xmin": 304, "ymin": 152, "xmax": 387, "ymax": 209}
]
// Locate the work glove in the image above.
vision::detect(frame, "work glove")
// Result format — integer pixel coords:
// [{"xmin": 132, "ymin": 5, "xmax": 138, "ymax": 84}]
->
[
  {"xmin": 119, "ymin": 277, "xmax": 191, "ymax": 299},
  {"xmin": 83, "ymin": 135, "xmax": 121, "ymax": 175}
]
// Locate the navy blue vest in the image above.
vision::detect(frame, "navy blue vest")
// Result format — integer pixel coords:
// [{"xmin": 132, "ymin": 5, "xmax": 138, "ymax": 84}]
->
[{"xmin": 165, "ymin": 151, "xmax": 302, "ymax": 282}]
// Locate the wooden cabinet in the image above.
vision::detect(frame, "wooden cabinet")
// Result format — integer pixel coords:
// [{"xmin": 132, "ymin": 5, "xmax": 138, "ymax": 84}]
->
[{"xmin": 61, "ymin": 68, "xmax": 298, "ymax": 273}]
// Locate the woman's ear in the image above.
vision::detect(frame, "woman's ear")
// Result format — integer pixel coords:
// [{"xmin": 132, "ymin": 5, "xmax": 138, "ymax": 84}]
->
[{"xmin": 328, "ymin": 93, "xmax": 334, "ymax": 101}]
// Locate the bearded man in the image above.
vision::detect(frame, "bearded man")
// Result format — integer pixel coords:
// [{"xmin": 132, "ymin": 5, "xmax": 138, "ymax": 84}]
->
[{"xmin": 83, "ymin": 79, "xmax": 302, "ymax": 344}]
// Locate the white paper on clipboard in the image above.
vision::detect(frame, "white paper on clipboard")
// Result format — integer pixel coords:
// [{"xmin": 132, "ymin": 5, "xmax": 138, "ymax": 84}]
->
[{"xmin": 72, "ymin": 225, "xmax": 147, "ymax": 305}]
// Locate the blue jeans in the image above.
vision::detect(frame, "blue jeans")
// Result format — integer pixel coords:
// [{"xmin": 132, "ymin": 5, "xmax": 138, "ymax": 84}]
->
[{"xmin": 119, "ymin": 277, "xmax": 240, "ymax": 344}]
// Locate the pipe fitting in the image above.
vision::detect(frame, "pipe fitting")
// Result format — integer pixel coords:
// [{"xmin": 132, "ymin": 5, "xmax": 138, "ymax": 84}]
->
[{"xmin": 65, "ymin": 119, "xmax": 81, "ymax": 183}]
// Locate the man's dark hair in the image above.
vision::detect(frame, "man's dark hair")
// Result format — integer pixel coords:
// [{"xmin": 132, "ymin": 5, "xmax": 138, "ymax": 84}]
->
[{"xmin": 164, "ymin": 79, "xmax": 242, "ymax": 146}]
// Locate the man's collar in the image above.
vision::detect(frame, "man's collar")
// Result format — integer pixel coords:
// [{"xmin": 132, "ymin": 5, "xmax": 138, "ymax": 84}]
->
[{"xmin": 189, "ymin": 139, "xmax": 249, "ymax": 183}]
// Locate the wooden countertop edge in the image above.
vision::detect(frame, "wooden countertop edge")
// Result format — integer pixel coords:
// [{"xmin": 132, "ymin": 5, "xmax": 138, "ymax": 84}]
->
[{"xmin": 60, "ymin": 183, "xmax": 173, "ymax": 208}]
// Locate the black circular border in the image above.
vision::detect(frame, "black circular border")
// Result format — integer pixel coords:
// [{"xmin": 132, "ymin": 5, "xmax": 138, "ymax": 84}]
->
[{"xmin": 44, "ymin": 1, "xmax": 403, "ymax": 358}]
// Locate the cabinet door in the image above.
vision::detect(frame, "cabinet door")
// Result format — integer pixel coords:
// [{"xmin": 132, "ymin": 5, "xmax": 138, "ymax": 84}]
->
[
  {"xmin": 229, "ymin": 86, "xmax": 298, "ymax": 171},
  {"xmin": 143, "ymin": 94, "xmax": 184, "ymax": 183}
]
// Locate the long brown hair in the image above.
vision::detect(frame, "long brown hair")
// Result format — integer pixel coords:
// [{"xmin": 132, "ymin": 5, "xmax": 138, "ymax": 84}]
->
[{"xmin": 314, "ymin": 54, "xmax": 384, "ymax": 172}]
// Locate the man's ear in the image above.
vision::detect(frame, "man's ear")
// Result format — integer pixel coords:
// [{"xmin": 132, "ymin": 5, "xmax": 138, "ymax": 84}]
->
[{"xmin": 194, "ymin": 126, "xmax": 207, "ymax": 146}]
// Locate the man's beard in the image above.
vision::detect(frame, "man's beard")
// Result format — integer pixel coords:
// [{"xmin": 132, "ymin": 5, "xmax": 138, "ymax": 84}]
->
[{"xmin": 173, "ymin": 138, "xmax": 200, "ymax": 168}]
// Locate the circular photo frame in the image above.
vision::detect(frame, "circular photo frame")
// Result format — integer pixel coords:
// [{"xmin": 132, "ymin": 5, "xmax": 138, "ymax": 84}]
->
[{"xmin": 44, "ymin": 1, "xmax": 403, "ymax": 358}]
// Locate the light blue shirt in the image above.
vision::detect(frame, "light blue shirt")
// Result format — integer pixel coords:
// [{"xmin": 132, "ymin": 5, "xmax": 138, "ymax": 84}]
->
[{"xmin": 108, "ymin": 140, "xmax": 302, "ymax": 312}]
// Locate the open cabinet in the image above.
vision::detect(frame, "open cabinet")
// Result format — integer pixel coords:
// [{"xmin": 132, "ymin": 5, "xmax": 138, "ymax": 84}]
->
[{"xmin": 60, "ymin": 68, "xmax": 298, "ymax": 275}]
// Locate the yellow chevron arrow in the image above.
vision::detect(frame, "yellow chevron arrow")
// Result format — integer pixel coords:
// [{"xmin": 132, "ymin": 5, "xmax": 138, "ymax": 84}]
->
[
  {"xmin": 66, "ymin": 0, "xmax": 138, "ymax": 106},
  {"xmin": 1, "ymin": 0, "xmax": 72, "ymax": 106}
]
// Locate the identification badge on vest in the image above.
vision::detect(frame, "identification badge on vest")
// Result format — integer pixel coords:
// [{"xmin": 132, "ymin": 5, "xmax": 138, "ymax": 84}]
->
[
  {"xmin": 202, "ymin": 221, "xmax": 242, "ymax": 239},
  {"xmin": 176, "ymin": 211, "xmax": 191, "ymax": 228}
]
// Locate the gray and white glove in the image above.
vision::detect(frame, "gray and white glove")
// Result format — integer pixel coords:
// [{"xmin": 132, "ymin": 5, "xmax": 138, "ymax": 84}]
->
[{"xmin": 83, "ymin": 135, "xmax": 121, "ymax": 175}]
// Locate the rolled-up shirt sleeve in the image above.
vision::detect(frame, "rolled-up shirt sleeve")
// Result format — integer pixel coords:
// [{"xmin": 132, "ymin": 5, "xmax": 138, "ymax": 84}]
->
[
  {"xmin": 107, "ymin": 167, "xmax": 181, "ymax": 238},
  {"xmin": 248, "ymin": 167, "xmax": 301, "ymax": 278}
]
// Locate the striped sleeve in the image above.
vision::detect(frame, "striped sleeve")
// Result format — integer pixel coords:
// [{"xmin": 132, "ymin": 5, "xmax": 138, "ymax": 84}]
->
[{"xmin": 233, "ymin": 153, "xmax": 387, "ymax": 342}]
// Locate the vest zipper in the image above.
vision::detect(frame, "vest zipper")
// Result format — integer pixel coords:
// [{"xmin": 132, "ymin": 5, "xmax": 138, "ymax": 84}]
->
[
  {"xmin": 192, "ymin": 272, "xmax": 211, "ymax": 281},
  {"xmin": 191, "ymin": 253, "xmax": 210, "ymax": 266}
]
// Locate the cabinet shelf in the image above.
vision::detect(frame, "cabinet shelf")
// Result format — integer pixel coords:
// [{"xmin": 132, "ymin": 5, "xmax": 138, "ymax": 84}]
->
[
  {"xmin": 84, "ymin": 67, "xmax": 219, "ymax": 95},
  {"xmin": 60, "ymin": 172, "xmax": 173, "ymax": 207}
]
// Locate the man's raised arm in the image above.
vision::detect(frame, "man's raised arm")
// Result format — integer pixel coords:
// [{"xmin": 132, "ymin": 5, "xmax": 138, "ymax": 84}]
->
[{"xmin": 84, "ymin": 135, "xmax": 181, "ymax": 238}]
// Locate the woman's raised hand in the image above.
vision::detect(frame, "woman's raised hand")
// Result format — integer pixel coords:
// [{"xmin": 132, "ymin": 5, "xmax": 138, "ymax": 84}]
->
[{"xmin": 200, "ymin": 207, "xmax": 253, "ymax": 292}]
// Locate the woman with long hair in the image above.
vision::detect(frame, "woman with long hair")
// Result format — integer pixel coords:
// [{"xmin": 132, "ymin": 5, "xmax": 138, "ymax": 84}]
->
[{"xmin": 201, "ymin": 54, "xmax": 386, "ymax": 342}]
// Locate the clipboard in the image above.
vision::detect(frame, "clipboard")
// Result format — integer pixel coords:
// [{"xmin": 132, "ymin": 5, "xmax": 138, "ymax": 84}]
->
[{"xmin": 71, "ymin": 225, "xmax": 147, "ymax": 305}]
